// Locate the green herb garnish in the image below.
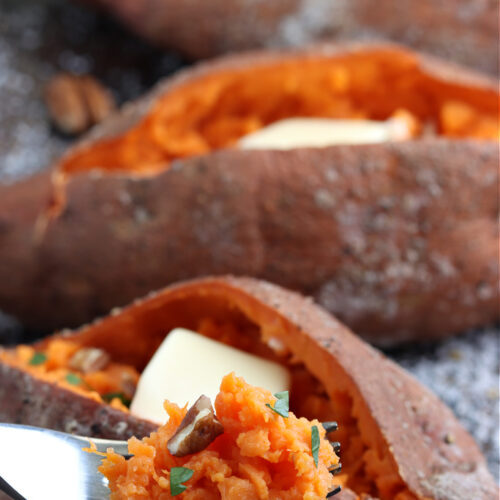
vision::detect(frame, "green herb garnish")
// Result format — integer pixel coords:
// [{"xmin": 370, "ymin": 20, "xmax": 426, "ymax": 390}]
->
[
  {"xmin": 170, "ymin": 467, "xmax": 194, "ymax": 496},
  {"xmin": 102, "ymin": 392, "xmax": 132, "ymax": 407},
  {"xmin": 28, "ymin": 352, "xmax": 47, "ymax": 366},
  {"xmin": 311, "ymin": 425, "xmax": 320, "ymax": 467},
  {"xmin": 65, "ymin": 373, "xmax": 83, "ymax": 386},
  {"xmin": 265, "ymin": 391, "xmax": 289, "ymax": 418}
]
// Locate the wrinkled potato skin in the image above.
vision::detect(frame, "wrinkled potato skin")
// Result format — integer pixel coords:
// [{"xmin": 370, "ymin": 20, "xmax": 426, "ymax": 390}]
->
[
  {"xmin": 0, "ymin": 277, "xmax": 497, "ymax": 499},
  {"xmin": 86, "ymin": 0, "xmax": 499, "ymax": 74},
  {"xmin": 0, "ymin": 45, "xmax": 498, "ymax": 341},
  {"xmin": 0, "ymin": 141, "xmax": 498, "ymax": 343}
]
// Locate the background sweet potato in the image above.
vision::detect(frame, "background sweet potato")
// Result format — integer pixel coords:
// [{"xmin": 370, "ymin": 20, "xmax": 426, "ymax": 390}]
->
[
  {"xmin": 0, "ymin": 276, "xmax": 497, "ymax": 498},
  {"xmin": 0, "ymin": 45, "xmax": 497, "ymax": 343},
  {"xmin": 85, "ymin": 0, "xmax": 499, "ymax": 74}
]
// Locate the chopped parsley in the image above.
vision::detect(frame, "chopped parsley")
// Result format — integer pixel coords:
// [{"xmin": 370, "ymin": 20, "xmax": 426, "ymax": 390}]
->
[
  {"xmin": 265, "ymin": 391, "xmax": 289, "ymax": 418},
  {"xmin": 311, "ymin": 425, "xmax": 320, "ymax": 467},
  {"xmin": 65, "ymin": 373, "xmax": 83, "ymax": 386},
  {"xmin": 102, "ymin": 392, "xmax": 131, "ymax": 407},
  {"xmin": 170, "ymin": 467, "xmax": 194, "ymax": 496},
  {"xmin": 28, "ymin": 352, "xmax": 47, "ymax": 366}
]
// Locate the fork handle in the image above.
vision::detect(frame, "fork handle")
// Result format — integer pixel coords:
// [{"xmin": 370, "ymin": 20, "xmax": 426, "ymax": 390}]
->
[{"xmin": 0, "ymin": 476, "xmax": 25, "ymax": 500}]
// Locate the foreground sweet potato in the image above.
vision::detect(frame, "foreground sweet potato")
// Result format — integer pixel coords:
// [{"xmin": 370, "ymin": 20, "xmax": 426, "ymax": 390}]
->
[
  {"xmin": 0, "ymin": 277, "xmax": 496, "ymax": 499},
  {"xmin": 0, "ymin": 44, "xmax": 498, "ymax": 342},
  {"xmin": 85, "ymin": 0, "xmax": 499, "ymax": 74}
]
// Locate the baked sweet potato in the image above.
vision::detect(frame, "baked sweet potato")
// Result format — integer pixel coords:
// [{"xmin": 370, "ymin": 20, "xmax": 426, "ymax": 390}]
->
[
  {"xmin": 85, "ymin": 0, "xmax": 499, "ymax": 74},
  {"xmin": 0, "ymin": 277, "xmax": 496, "ymax": 498},
  {"xmin": 0, "ymin": 44, "xmax": 498, "ymax": 342}
]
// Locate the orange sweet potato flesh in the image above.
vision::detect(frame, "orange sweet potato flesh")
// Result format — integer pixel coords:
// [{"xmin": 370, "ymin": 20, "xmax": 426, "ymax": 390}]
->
[
  {"xmin": 59, "ymin": 46, "xmax": 497, "ymax": 176},
  {"xmin": 0, "ymin": 44, "xmax": 498, "ymax": 342},
  {"xmin": 0, "ymin": 277, "xmax": 496, "ymax": 499},
  {"xmin": 98, "ymin": 374, "xmax": 339, "ymax": 499},
  {"xmin": 85, "ymin": 0, "xmax": 499, "ymax": 75}
]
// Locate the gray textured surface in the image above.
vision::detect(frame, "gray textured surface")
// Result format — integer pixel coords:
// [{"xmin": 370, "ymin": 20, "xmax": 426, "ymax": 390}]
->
[
  {"xmin": 0, "ymin": 0, "xmax": 498, "ymax": 482},
  {"xmin": 0, "ymin": 0, "xmax": 184, "ymax": 184}
]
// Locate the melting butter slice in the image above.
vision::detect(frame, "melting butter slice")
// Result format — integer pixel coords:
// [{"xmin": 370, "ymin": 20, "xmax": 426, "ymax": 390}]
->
[
  {"xmin": 130, "ymin": 328, "xmax": 290, "ymax": 424},
  {"xmin": 239, "ymin": 117, "xmax": 413, "ymax": 150}
]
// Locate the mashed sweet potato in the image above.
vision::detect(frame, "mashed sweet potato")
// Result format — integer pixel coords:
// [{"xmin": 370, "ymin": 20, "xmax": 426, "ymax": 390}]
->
[
  {"xmin": 61, "ymin": 49, "xmax": 499, "ymax": 177},
  {"xmin": 0, "ymin": 340, "xmax": 139, "ymax": 412},
  {"xmin": 97, "ymin": 373, "xmax": 339, "ymax": 499}
]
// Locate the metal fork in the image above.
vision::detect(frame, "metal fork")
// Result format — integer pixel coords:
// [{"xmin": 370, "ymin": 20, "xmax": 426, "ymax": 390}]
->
[{"xmin": 0, "ymin": 423, "xmax": 129, "ymax": 500}]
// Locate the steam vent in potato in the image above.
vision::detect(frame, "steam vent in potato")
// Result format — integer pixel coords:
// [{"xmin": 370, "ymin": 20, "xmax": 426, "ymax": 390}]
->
[
  {"xmin": 86, "ymin": 0, "xmax": 499, "ymax": 74},
  {"xmin": 0, "ymin": 44, "xmax": 498, "ymax": 344},
  {"xmin": 0, "ymin": 277, "xmax": 497, "ymax": 498}
]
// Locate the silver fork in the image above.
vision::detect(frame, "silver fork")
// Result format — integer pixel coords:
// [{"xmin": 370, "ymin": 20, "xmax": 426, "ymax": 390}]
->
[{"xmin": 0, "ymin": 423, "xmax": 129, "ymax": 500}]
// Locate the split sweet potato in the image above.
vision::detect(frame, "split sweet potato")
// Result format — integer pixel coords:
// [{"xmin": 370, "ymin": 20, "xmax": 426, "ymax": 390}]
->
[
  {"xmin": 0, "ymin": 44, "xmax": 498, "ymax": 342},
  {"xmin": 0, "ymin": 276, "xmax": 496, "ymax": 499},
  {"xmin": 84, "ymin": 0, "xmax": 499, "ymax": 74}
]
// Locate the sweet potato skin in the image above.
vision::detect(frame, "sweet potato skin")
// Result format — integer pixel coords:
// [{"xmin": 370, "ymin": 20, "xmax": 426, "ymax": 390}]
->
[
  {"xmin": 0, "ymin": 44, "xmax": 498, "ymax": 342},
  {"xmin": 0, "ymin": 140, "xmax": 498, "ymax": 343},
  {"xmin": 0, "ymin": 362, "xmax": 156, "ymax": 439},
  {"xmin": 0, "ymin": 276, "xmax": 496, "ymax": 499},
  {"xmin": 86, "ymin": 0, "xmax": 499, "ymax": 74}
]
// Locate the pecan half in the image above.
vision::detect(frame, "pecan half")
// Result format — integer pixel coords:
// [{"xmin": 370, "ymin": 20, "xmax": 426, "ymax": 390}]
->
[
  {"xmin": 44, "ymin": 73, "xmax": 116, "ymax": 135},
  {"xmin": 167, "ymin": 395, "xmax": 224, "ymax": 457},
  {"xmin": 78, "ymin": 75, "xmax": 116, "ymax": 125}
]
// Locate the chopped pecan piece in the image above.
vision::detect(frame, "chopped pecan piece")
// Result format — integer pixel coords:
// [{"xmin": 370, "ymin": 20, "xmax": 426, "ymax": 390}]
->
[
  {"xmin": 120, "ymin": 371, "xmax": 137, "ymax": 399},
  {"xmin": 69, "ymin": 347, "xmax": 110, "ymax": 373},
  {"xmin": 167, "ymin": 395, "xmax": 223, "ymax": 457}
]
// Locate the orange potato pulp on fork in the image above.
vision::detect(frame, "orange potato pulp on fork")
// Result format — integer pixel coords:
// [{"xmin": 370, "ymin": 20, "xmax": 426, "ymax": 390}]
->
[{"xmin": 98, "ymin": 374, "xmax": 339, "ymax": 500}]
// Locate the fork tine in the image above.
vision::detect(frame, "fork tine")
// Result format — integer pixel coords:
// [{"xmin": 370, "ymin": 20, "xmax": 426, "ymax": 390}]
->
[
  {"xmin": 327, "ymin": 485, "xmax": 342, "ymax": 497},
  {"xmin": 330, "ymin": 441, "xmax": 341, "ymax": 453},
  {"xmin": 328, "ymin": 463, "xmax": 342, "ymax": 475},
  {"xmin": 322, "ymin": 421, "xmax": 338, "ymax": 433}
]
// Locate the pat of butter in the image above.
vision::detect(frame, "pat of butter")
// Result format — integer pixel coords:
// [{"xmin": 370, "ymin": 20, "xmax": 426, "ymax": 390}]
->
[
  {"xmin": 239, "ymin": 117, "xmax": 411, "ymax": 150},
  {"xmin": 130, "ymin": 328, "xmax": 290, "ymax": 424}
]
